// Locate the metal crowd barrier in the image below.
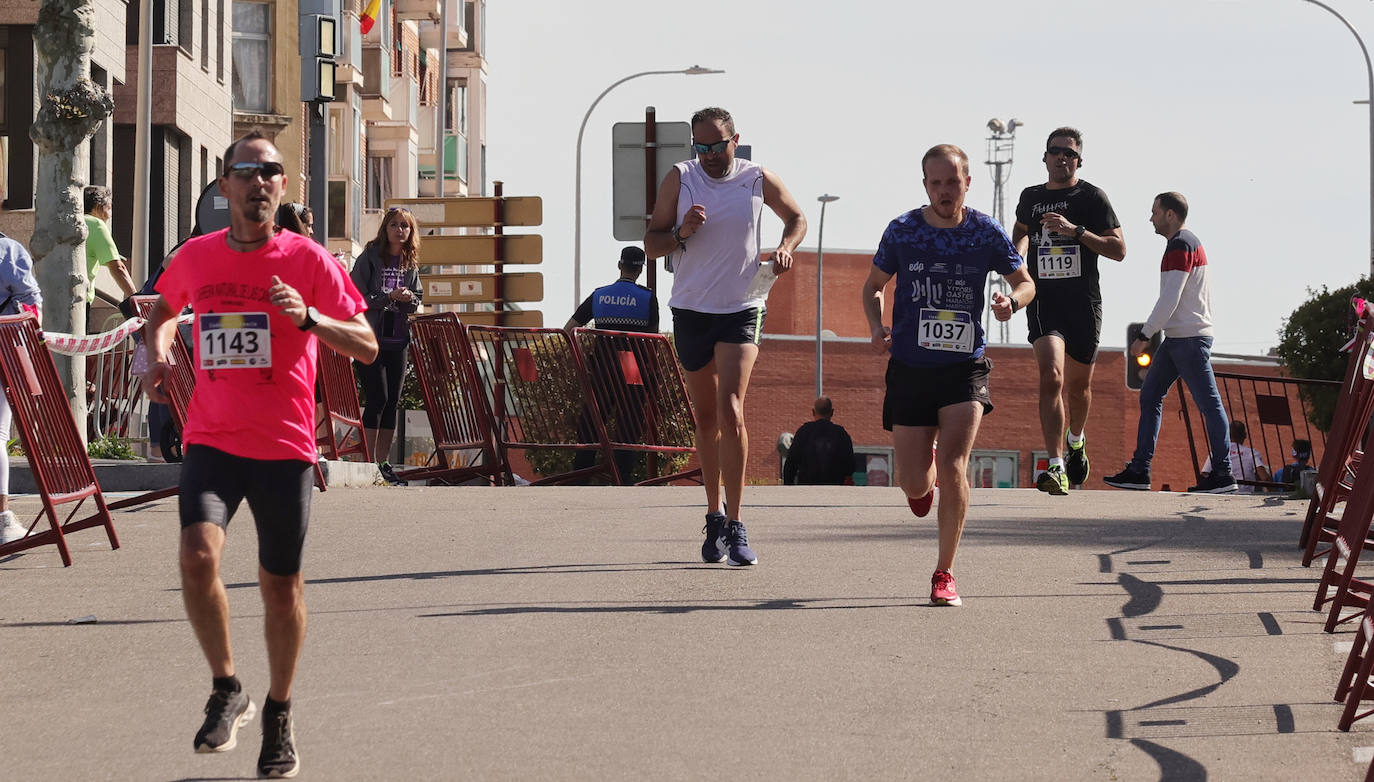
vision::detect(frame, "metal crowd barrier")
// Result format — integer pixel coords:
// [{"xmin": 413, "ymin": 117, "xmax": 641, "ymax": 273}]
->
[
  {"xmin": 0, "ymin": 314, "xmax": 118, "ymax": 565},
  {"xmin": 571, "ymin": 327, "xmax": 700, "ymax": 485}
]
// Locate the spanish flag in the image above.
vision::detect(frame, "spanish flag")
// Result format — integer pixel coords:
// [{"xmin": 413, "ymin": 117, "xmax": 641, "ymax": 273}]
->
[{"xmin": 360, "ymin": 0, "xmax": 382, "ymax": 34}]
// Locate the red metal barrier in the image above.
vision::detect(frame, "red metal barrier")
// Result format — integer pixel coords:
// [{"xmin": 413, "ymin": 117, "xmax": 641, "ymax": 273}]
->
[
  {"xmin": 465, "ymin": 325, "xmax": 618, "ymax": 485},
  {"xmin": 1301, "ymin": 318, "xmax": 1374, "ymax": 566},
  {"xmin": 0, "ymin": 314, "xmax": 118, "ymax": 565},
  {"xmin": 571, "ymin": 327, "xmax": 700, "ymax": 485},
  {"xmin": 316, "ymin": 342, "xmax": 370, "ymax": 463},
  {"xmin": 401, "ymin": 313, "xmax": 507, "ymax": 484}
]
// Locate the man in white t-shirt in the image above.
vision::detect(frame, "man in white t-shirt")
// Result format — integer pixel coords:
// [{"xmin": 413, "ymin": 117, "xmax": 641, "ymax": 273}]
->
[{"xmin": 1202, "ymin": 420, "xmax": 1271, "ymax": 494}]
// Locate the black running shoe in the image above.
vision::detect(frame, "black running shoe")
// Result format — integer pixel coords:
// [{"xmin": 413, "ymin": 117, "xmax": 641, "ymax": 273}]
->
[
  {"xmin": 257, "ymin": 707, "xmax": 300, "ymax": 778},
  {"xmin": 1188, "ymin": 472, "xmax": 1238, "ymax": 494},
  {"xmin": 1065, "ymin": 439, "xmax": 1089, "ymax": 485},
  {"xmin": 1104, "ymin": 467, "xmax": 1151, "ymax": 491},
  {"xmin": 194, "ymin": 688, "xmax": 255, "ymax": 753},
  {"xmin": 701, "ymin": 511, "xmax": 728, "ymax": 563},
  {"xmin": 377, "ymin": 461, "xmax": 408, "ymax": 486}
]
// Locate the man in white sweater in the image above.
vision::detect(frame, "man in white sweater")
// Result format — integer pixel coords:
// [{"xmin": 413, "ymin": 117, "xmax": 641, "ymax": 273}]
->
[{"xmin": 1104, "ymin": 192, "xmax": 1237, "ymax": 494}]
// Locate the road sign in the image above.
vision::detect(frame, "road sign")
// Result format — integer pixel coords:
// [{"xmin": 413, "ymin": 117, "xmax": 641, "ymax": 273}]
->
[
  {"xmin": 420, "ymin": 234, "xmax": 542, "ymax": 265},
  {"xmin": 385, "ymin": 197, "xmax": 542, "ymax": 228},
  {"xmin": 454, "ymin": 310, "xmax": 543, "ymax": 327},
  {"xmin": 611, "ymin": 122, "xmax": 691, "ymax": 241},
  {"xmin": 423, "ymin": 272, "xmax": 543, "ymax": 305}
]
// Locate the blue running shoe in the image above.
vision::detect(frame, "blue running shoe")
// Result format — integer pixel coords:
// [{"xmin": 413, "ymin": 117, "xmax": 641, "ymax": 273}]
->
[
  {"xmin": 701, "ymin": 511, "xmax": 727, "ymax": 563},
  {"xmin": 725, "ymin": 520, "xmax": 757, "ymax": 566}
]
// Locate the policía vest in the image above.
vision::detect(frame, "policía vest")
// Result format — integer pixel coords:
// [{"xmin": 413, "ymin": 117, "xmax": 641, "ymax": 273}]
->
[{"xmin": 590, "ymin": 279, "xmax": 655, "ymax": 332}]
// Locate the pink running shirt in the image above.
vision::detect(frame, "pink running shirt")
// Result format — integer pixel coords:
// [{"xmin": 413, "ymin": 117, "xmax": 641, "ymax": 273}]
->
[{"xmin": 156, "ymin": 228, "xmax": 366, "ymax": 462}]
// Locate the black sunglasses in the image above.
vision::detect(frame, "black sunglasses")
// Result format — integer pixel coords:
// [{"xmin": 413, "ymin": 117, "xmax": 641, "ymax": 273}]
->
[
  {"xmin": 1046, "ymin": 145, "xmax": 1080, "ymax": 160},
  {"xmin": 692, "ymin": 139, "xmax": 731, "ymax": 155},
  {"xmin": 225, "ymin": 161, "xmax": 286, "ymax": 180}
]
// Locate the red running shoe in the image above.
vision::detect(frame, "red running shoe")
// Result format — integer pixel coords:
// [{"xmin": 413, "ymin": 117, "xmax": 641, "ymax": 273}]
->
[
  {"xmin": 930, "ymin": 569, "xmax": 962, "ymax": 606},
  {"xmin": 907, "ymin": 490, "xmax": 934, "ymax": 518}
]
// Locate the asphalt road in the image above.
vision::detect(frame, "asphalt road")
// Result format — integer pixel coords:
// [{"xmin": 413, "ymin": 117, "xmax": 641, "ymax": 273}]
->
[{"xmin": 2, "ymin": 484, "xmax": 1368, "ymax": 781}]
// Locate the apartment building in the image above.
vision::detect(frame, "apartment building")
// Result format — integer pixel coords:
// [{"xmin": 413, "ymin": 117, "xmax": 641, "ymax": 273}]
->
[{"xmin": 0, "ymin": 0, "xmax": 486, "ymax": 286}]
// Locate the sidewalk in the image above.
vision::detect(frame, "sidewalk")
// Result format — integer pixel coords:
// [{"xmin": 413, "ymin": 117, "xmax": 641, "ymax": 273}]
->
[{"xmin": 2, "ymin": 485, "xmax": 1366, "ymax": 780}]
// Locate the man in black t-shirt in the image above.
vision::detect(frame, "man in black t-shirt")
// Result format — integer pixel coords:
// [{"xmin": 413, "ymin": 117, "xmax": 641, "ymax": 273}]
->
[
  {"xmin": 1012, "ymin": 127, "xmax": 1126, "ymax": 496},
  {"xmin": 783, "ymin": 396, "xmax": 855, "ymax": 485}
]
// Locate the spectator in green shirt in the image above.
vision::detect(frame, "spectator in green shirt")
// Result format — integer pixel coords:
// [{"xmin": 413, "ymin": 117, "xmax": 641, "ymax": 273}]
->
[{"xmin": 83, "ymin": 186, "xmax": 137, "ymax": 306}]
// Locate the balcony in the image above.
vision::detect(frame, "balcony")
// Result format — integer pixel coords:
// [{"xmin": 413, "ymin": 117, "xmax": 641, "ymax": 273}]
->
[
  {"xmin": 419, "ymin": 21, "xmax": 467, "ymax": 51},
  {"xmin": 395, "ymin": 0, "xmax": 441, "ymax": 22}
]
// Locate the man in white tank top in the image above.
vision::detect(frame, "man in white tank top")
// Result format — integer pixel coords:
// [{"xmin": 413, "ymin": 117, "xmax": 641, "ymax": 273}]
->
[{"xmin": 645, "ymin": 106, "xmax": 806, "ymax": 567}]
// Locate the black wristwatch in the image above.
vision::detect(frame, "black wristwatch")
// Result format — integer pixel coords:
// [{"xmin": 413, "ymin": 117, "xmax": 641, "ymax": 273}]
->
[
  {"xmin": 1135, "ymin": 332, "xmax": 1150, "ymax": 343},
  {"xmin": 1073, "ymin": 225, "xmax": 1086, "ymax": 240},
  {"xmin": 298, "ymin": 306, "xmax": 322, "ymax": 331},
  {"xmin": 671, "ymin": 225, "xmax": 688, "ymax": 250},
  {"xmin": 1009, "ymin": 297, "xmax": 1020, "ymax": 314}
]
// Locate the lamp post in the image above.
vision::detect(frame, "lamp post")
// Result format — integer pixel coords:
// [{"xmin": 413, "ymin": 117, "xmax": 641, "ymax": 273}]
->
[
  {"xmin": 815, "ymin": 194, "xmax": 839, "ymax": 399},
  {"xmin": 984, "ymin": 117, "xmax": 1022, "ymax": 343},
  {"xmin": 1300, "ymin": 0, "xmax": 1374, "ymax": 277},
  {"xmin": 573, "ymin": 65, "xmax": 724, "ymax": 309}
]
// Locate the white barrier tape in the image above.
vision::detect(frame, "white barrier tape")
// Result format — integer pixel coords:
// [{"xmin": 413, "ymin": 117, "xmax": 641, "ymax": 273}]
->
[
  {"xmin": 46, "ymin": 318, "xmax": 146, "ymax": 356},
  {"xmin": 44, "ymin": 311, "xmax": 195, "ymax": 356}
]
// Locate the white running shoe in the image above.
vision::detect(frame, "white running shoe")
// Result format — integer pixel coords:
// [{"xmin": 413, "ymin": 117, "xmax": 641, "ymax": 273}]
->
[{"xmin": 0, "ymin": 510, "xmax": 28, "ymax": 545}]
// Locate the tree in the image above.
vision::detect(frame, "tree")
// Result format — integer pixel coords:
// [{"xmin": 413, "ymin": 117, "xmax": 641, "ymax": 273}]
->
[
  {"xmin": 29, "ymin": 0, "xmax": 114, "ymax": 436},
  {"xmin": 1274, "ymin": 277, "xmax": 1374, "ymax": 431}
]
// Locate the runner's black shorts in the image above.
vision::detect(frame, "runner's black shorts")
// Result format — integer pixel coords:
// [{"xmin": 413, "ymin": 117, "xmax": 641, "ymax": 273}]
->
[
  {"xmin": 179, "ymin": 444, "xmax": 314, "ymax": 576},
  {"xmin": 882, "ymin": 355, "xmax": 994, "ymax": 430},
  {"xmin": 671, "ymin": 307, "xmax": 765, "ymax": 372},
  {"xmin": 1026, "ymin": 299, "xmax": 1102, "ymax": 365}
]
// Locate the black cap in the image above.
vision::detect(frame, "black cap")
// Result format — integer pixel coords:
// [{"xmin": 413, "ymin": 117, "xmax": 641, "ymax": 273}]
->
[{"xmin": 619, "ymin": 246, "xmax": 646, "ymax": 267}]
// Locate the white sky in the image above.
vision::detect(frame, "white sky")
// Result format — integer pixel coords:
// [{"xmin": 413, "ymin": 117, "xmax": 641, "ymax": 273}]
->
[{"xmin": 485, "ymin": 0, "xmax": 1374, "ymax": 356}]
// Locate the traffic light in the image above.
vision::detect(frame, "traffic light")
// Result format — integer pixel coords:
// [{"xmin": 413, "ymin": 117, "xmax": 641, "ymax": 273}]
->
[
  {"xmin": 299, "ymin": 3, "xmax": 339, "ymax": 103},
  {"xmin": 1125, "ymin": 322, "xmax": 1161, "ymax": 390}
]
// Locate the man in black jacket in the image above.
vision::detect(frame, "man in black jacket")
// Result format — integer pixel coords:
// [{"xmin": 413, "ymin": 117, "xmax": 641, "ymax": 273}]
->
[{"xmin": 784, "ymin": 397, "xmax": 855, "ymax": 485}]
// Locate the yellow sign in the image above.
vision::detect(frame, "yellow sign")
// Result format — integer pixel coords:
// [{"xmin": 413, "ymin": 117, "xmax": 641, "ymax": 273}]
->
[
  {"xmin": 385, "ymin": 197, "xmax": 542, "ymax": 228},
  {"xmin": 420, "ymin": 234, "xmax": 542, "ymax": 265},
  {"xmin": 455, "ymin": 310, "xmax": 543, "ymax": 327},
  {"xmin": 423, "ymin": 272, "xmax": 543, "ymax": 305}
]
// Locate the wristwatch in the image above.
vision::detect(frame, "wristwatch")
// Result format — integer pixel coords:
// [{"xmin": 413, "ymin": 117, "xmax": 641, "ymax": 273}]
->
[
  {"xmin": 671, "ymin": 225, "xmax": 688, "ymax": 250},
  {"xmin": 1073, "ymin": 225, "xmax": 1086, "ymax": 240},
  {"xmin": 298, "ymin": 306, "xmax": 322, "ymax": 331},
  {"xmin": 1009, "ymin": 297, "xmax": 1020, "ymax": 314},
  {"xmin": 1135, "ymin": 332, "xmax": 1151, "ymax": 343}
]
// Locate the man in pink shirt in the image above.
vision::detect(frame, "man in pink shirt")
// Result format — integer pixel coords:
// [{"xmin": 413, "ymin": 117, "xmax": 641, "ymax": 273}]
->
[{"xmin": 142, "ymin": 131, "xmax": 377, "ymax": 778}]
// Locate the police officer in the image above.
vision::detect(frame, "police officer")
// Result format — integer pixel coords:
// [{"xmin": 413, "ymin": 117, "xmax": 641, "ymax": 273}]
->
[{"xmin": 565, "ymin": 246, "xmax": 659, "ymax": 333}]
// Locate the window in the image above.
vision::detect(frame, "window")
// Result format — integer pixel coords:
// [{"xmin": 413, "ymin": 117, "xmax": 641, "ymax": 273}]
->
[
  {"xmin": 217, "ymin": 0, "xmax": 225, "ymax": 82},
  {"xmin": 366, "ymin": 155, "xmax": 393, "ymax": 209},
  {"xmin": 969, "ymin": 449, "xmax": 1019, "ymax": 489},
  {"xmin": 201, "ymin": 0, "xmax": 209, "ymax": 69},
  {"xmin": 327, "ymin": 180, "xmax": 346, "ymax": 238},
  {"xmin": 231, "ymin": 1, "xmax": 272, "ymax": 113}
]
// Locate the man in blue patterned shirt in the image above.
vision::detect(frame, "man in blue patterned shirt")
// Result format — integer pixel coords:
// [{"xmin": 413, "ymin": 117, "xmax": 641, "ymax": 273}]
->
[{"xmin": 861, "ymin": 144, "xmax": 1035, "ymax": 607}]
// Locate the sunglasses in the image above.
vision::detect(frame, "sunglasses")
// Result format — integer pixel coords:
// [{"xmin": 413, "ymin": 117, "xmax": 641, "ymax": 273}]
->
[
  {"xmin": 692, "ymin": 139, "xmax": 732, "ymax": 155},
  {"xmin": 1046, "ymin": 145, "xmax": 1081, "ymax": 160},
  {"xmin": 225, "ymin": 161, "xmax": 286, "ymax": 180},
  {"xmin": 386, "ymin": 206, "xmax": 411, "ymax": 213}
]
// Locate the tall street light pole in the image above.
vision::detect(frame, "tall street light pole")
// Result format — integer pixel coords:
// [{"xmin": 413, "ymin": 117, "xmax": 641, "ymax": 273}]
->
[
  {"xmin": 1301, "ymin": 0, "xmax": 1374, "ymax": 277},
  {"xmin": 574, "ymin": 65, "xmax": 724, "ymax": 310},
  {"xmin": 816, "ymin": 194, "xmax": 840, "ymax": 399}
]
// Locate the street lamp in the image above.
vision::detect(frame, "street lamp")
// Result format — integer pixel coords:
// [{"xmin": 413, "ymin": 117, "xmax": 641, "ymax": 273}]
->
[
  {"xmin": 816, "ymin": 194, "xmax": 840, "ymax": 399},
  {"xmin": 1299, "ymin": 0, "xmax": 1374, "ymax": 278},
  {"xmin": 573, "ymin": 65, "xmax": 724, "ymax": 310},
  {"xmin": 984, "ymin": 117, "xmax": 1023, "ymax": 343}
]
